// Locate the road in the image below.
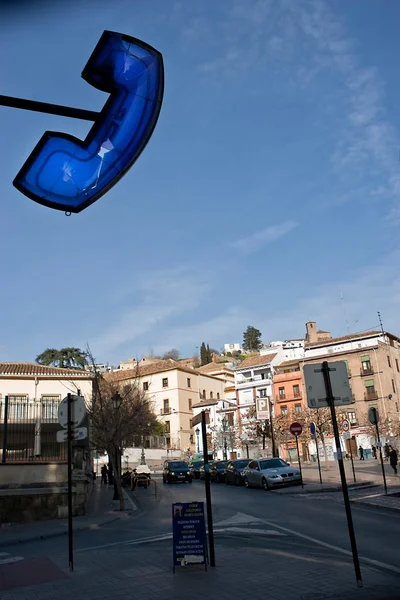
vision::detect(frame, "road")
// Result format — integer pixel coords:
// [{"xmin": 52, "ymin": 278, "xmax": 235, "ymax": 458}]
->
[{"xmin": 2, "ymin": 476, "xmax": 400, "ymax": 575}]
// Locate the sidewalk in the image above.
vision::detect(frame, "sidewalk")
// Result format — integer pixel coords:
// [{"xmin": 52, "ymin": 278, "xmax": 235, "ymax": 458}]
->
[
  {"xmin": 2, "ymin": 528, "xmax": 400, "ymax": 599},
  {"xmin": 0, "ymin": 481, "xmax": 132, "ymax": 548}
]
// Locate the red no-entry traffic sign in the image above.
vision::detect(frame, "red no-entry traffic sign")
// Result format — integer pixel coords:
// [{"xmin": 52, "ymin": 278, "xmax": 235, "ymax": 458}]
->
[
  {"xmin": 342, "ymin": 419, "xmax": 350, "ymax": 433},
  {"xmin": 289, "ymin": 422, "xmax": 303, "ymax": 436}
]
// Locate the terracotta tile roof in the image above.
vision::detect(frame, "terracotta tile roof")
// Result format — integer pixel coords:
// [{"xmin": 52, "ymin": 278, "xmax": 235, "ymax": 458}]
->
[
  {"xmin": 197, "ymin": 362, "xmax": 234, "ymax": 373},
  {"xmin": 192, "ymin": 399, "xmax": 219, "ymax": 408},
  {"xmin": 275, "ymin": 359, "xmax": 300, "ymax": 369},
  {"xmin": 105, "ymin": 359, "xmax": 200, "ymax": 382},
  {"xmin": 305, "ymin": 330, "xmax": 381, "ymax": 348},
  {"xmin": 236, "ymin": 353, "xmax": 277, "ymax": 369},
  {"xmin": 0, "ymin": 362, "xmax": 93, "ymax": 377}
]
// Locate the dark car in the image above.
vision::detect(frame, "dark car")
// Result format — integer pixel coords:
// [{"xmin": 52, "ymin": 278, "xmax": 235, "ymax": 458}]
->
[
  {"xmin": 163, "ymin": 460, "xmax": 192, "ymax": 484},
  {"xmin": 224, "ymin": 459, "xmax": 250, "ymax": 486},
  {"xmin": 199, "ymin": 461, "xmax": 215, "ymax": 480},
  {"xmin": 210, "ymin": 461, "xmax": 227, "ymax": 483},
  {"xmin": 191, "ymin": 460, "xmax": 204, "ymax": 480}
]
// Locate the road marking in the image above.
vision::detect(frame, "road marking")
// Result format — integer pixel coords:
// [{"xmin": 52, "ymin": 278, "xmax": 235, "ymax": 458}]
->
[
  {"xmin": 260, "ymin": 518, "xmax": 400, "ymax": 576},
  {"xmin": 0, "ymin": 552, "xmax": 24, "ymax": 565}
]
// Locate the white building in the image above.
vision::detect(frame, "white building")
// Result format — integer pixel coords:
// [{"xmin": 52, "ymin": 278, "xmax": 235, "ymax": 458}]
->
[
  {"xmin": 261, "ymin": 339, "xmax": 305, "ymax": 361},
  {"xmin": 224, "ymin": 343, "xmax": 242, "ymax": 353},
  {"xmin": 0, "ymin": 362, "xmax": 93, "ymax": 462}
]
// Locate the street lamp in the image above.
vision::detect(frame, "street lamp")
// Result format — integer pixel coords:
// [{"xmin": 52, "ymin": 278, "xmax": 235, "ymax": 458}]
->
[
  {"xmin": 195, "ymin": 427, "xmax": 200, "ymax": 453},
  {"xmin": 221, "ymin": 416, "xmax": 228, "ymax": 461},
  {"xmin": 111, "ymin": 391, "xmax": 122, "ymax": 500}
]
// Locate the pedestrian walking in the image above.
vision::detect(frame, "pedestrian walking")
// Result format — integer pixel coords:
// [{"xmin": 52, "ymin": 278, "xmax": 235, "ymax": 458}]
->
[
  {"xmin": 101, "ymin": 464, "xmax": 108, "ymax": 484},
  {"xmin": 384, "ymin": 442, "xmax": 390, "ymax": 461},
  {"xmin": 371, "ymin": 445, "xmax": 377, "ymax": 459},
  {"xmin": 359, "ymin": 446, "xmax": 364, "ymax": 460},
  {"xmin": 388, "ymin": 445, "xmax": 398, "ymax": 475}
]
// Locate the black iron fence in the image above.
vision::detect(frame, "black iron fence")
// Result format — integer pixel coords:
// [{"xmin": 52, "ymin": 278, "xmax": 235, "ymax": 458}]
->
[{"xmin": 0, "ymin": 397, "xmax": 67, "ymax": 463}]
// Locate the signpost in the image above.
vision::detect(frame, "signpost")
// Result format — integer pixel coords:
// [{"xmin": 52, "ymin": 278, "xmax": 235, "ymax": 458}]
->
[
  {"xmin": 310, "ymin": 422, "xmax": 322, "ymax": 485},
  {"xmin": 342, "ymin": 420, "xmax": 356, "ymax": 483},
  {"xmin": 304, "ymin": 361, "xmax": 353, "ymax": 408},
  {"xmin": 172, "ymin": 501, "xmax": 207, "ymax": 571},
  {"xmin": 256, "ymin": 397, "xmax": 269, "ymax": 420},
  {"xmin": 57, "ymin": 393, "xmax": 86, "ymax": 573},
  {"xmin": 289, "ymin": 422, "xmax": 304, "ymax": 488},
  {"xmin": 368, "ymin": 407, "xmax": 387, "ymax": 495},
  {"xmin": 305, "ymin": 361, "xmax": 362, "ymax": 587},
  {"xmin": 201, "ymin": 410, "xmax": 215, "ymax": 567}
]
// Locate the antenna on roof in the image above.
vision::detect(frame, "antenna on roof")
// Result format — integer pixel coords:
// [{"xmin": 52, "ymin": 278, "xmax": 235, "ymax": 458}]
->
[
  {"xmin": 340, "ymin": 291, "xmax": 350, "ymax": 334},
  {"xmin": 377, "ymin": 311, "xmax": 385, "ymax": 336}
]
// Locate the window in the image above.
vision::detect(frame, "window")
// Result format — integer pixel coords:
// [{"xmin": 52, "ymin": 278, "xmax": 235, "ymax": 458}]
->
[
  {"xmin": 217, "ymin": 393, "xmax": 220, "ymax": 400},
  {"xmin": 388, "ymin": 356, "xmax": 391, "ymax": 368},
  {"xmin": 227, "ymin": 413, "xmax": 234, "ymax": 426},
  {"xmin": 41, "ymin": 395, "xmax": 60, "ymax": 420},
  {"xmin": 202, "ymin": 389, "xmax": 206, "ymax": 399},
  {"xmin": 396, "ymin": 359, "xmax": 399, "ymax": 372},
  {"xmin": 392, "ymin": 379, "xmax": 396, "ymax": 394},
  {"xmin": 365, "ymin": 380, "xmax": 376, "ymax": 396},
  {"xmin": 293, "ymin": 384, "xmax": 300, "ymax": 398},
  {"xmin": 294, "ymin": 403, "xmax": 302, "ymax": 415},
  {"xmin": 279, "ymin": 387, "xmax": 285, "ymax": 399},
  {"xmin": 8, "ymin": 395, "xmax": 28, "ymax": 419},
  {"xmin": 164, "ymin": 420, "xmax": 170, "ymax": 434},
  {"xmin": 210, "ymin": 391, "xmax": 213, "ymax": 399},
  {"xmin": 163, "ymin": 399, "xmax": 170, "ymax": 414},
  {"xmin": 143, "ymin": 381, "xmax": 149, "ymax": 391},
  {"xmin": 348, "ymin": 411, "xmax": 357, "ymax": 424},
  {"xmin": 361, "ymin": 356, "xmax": 372, "ymax": 372},
  {"xmin": 281, "ymin": 405, "xmax": 288, "ymax": 415},
  {"xmin": 188, "ymin": 398, "xmax": 192, "ymax": 410},
  {"xmin": 390, "ymin": 338, "xmax": 395, "ymax": 347},
  {"xmin": 187, "ymin": 378, "xmax": 191, "ymax": 388},
  {"xmin": 162, "ymin": 378, "xmax": 168, "ymax": 388},
  {"xmin": 259, "ymin": 389, "xmax": 267, "ymax": 398}
]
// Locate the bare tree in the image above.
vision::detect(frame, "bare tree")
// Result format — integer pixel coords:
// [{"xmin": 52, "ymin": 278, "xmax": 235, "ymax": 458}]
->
[
  {"xmin": 162, "ymin": 348, "xmax": 180, "ymax": 361},
  {"xmin": 88, "ymin": 370, "xmax": 158, "ymax": 511}
]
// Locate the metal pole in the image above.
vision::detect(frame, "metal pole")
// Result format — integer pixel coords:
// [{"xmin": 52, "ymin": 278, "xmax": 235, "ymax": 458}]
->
[
  {"xmin": 67, "ymin": 393, "xmax": 74, "ymax": 572},
  {"xmin": 374, "ymin": 415, "xmax": 387, "ymax": 495},
  {"xmin": 2, "ymin": 395, "xmax": 9, "ymax": 464},
  {"xmin": 295, "ymin": 435, "xmax": 304, "ymax": 488},
  {"xmin": 0, "ymin": 95, "xmax": 99, "ymax": 122},
  {"xmin": 321, "ymin": 362, "xmax": 362, "ymax": 587},
  {"xmin": 201, "ymin": 411, "xmax": 215, "ymax": 567},
  {"xmin": 349, "ymin": 440, "xmax": 356, "ymax": 484},
  {"xmin": 315, "ymin": 433, "xmax": 323, "ymax": 485},
  {"xmin": 268, "ymin": 397, "xmax": 278, "ymax": 457}
]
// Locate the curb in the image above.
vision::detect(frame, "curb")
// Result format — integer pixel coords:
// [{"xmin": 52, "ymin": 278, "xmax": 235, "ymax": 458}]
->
[
  {"xmin": 350, "ymin": 499, "xmax": 400, "ymax": 515},
  {"xmin": 271, "ymin": 481, "xmax": 377, "ymax": 495},
  {"xmin": 0, "ymin": 511, "xmax": 130, "ymax": 549}
]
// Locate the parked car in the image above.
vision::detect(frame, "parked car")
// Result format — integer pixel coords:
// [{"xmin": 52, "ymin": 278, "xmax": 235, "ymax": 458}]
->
[
  {"xmin": 224, "ymin": 459, "xmax": 250, "ymax": 486},
  {"xmin": 210, "ymin": 461, "xmax": 227, "ymax": 483},
  {"xmin": 191, "ymin": 460, "xmax": 204, "ymax": 480},
  {"xmin": 163, "ymin": 460, "xmax": 192, "ymax": 484},
  {"xmin": 242, "ymin": 458, "xmax": 302, "ymax": 490},
  {"xmin": 199, "ymin": 461, "xmax": 215, "ymax": 480}
]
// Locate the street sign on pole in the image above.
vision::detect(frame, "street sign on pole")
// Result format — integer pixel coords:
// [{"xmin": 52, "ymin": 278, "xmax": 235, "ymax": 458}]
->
[
  {"xmin": 56, "ymin": 426, "xmax": 88, "ymax": 443},
  {"xmin": 289, "ymin": 422, "xmax": 303, "ymax": 436},
  {"xmin": 58, "ymin": 395, "xmax": 86, "ymax": 429},
  {"xmin": 256, "ymin": 397, "xmax": 269, "ymax": 420},
  {"xmin": 368, "ymin": 407, "xmax": 379, "ymax": 425},
  {"xmin": 342, "ymin": 419, "xmax": 350, "ymax": 433},
  {"xmin": 304, "ymin": 362, "xmax": 353, "ymax": 408}
]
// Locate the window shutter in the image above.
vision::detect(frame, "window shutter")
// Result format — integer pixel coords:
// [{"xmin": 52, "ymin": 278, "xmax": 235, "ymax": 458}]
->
[
  {"xmin": 361, "ymin": 356, "xmax": 370, "ymax": 362},
  {"xmin": 364, "ymin": 379, "xmax": 374, "ymax": 387}
]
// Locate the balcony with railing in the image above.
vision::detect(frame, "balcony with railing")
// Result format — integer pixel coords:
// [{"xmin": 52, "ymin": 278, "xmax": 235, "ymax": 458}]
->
[
  {"xmin": 236, "ymin": 374, "xmax": 272, "ymax": 388},
  {"xmin": 275, "ymin": 393, "xmax": 303, "ymax": 402},
  {"xmin": 364, "ymin": 390, "xmax": 378, "ymax": 401},
  {"xmin": 360, "ymin": 366, "xmax": 374, "ymax": 376},
  {"xmin": 161, "ymin": 407, "xmax": 171, "ymax": 415}
]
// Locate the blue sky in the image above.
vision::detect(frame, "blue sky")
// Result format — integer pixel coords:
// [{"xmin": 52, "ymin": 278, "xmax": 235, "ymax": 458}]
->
[{"xmin": 1, "ymin": 0, "xmax": 400, "ymax": 365}]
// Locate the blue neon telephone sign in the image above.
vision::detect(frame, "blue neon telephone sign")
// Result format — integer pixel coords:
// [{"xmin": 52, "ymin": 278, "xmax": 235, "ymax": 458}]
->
[{"xmin": 14, "ymin": 31, "xmax": 164, "ymax": 213}]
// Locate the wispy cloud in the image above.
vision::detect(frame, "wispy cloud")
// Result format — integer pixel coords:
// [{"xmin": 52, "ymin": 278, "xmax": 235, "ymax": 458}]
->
[{"xmin": 231, "ymin": 220, "xmax": 298, "ymax": 254}]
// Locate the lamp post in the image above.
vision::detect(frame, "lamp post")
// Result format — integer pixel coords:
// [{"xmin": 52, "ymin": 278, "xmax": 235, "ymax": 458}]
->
[
  {"xmin": 195, "ymin": 427, "xmax": 200, "ymax": 453},
  {"xmin": 112, "ymin": 391, "xmax": 122, "ymax": 500},
  {"xmin": 221, "ymin": 416, "xmax": 228, "ymax": 460}
]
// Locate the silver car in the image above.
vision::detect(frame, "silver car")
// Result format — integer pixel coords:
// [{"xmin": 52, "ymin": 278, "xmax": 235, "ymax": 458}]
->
[{"xmin": 243, "ymin": 458, "xmax": 302, "ymax": 490}]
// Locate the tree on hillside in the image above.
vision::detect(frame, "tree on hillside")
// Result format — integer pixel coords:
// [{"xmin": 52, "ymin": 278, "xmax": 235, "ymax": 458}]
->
[
  {"xmin": 162, "ymin": 348, "xmax": 180, "ymax": 361},
  {"xmin": 200, "ymin": 342, "xmax": 212, "ymax": 366},
  {"xmin": 36, "ymin": 347, "xmax": 88, "ymax": 369},
  {"xmin": 242, "ymin": 326, "xmax": 262, "ymax": 352},
  {"xmin": 88, "ymin": 372, "xmax": 158, "ymax": 511}
]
